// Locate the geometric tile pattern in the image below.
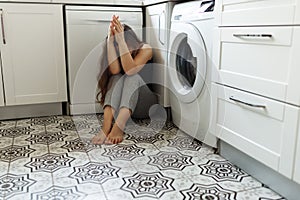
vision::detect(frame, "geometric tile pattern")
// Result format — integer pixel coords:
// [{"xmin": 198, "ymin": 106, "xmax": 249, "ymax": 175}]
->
[
  {"xmin": 26, "ymin": 116, "xmax": 61, "ymax": 126},
  {"xmin": 130, "ymin": 119, "xmax": 167, "ymax": 132},
  {"xmin": 57, "ymin": 120, "xmax": 92, "ymax": 131},
  {"xmin": 69, "ymin": 162, "xmax": 120, "ymax": 184},
  {"xmin": 102, "ymin": 144, "xmax": 145, "ymax": 161},
  {"xmin": 88, "ymin": 127, "xmax": 101, "ymax": 135},
  {"xmin": 74, "ymin": 121, "xmax": 93, "ymax": 131},
  {"xmin": 0, "ymin": 145, "xmax": 35, "ymax": 162},
  {"xmin": 61, "ymin": 138, "xmax": 98, "ymax": 153},
  {"xmin": 74, "ymin": 114, "xmax": 99, "ymax": 121},
  {"xmin": 31, "ymin": 186, "xmax": 86, "ymax": 200},
  {"xmin": 0, "ymin": 173, "xmax": 36, "ymax": 199},
  {"xmin": 161, "ymin": 121, "xmax": 178, "ymax": 131},
  {"xmin": 25, "ymin": 153, "xmax": 75, "ymax": 172},
  {"xmin": 56, "ymin": 121, "xmax": 77, "ymax": 131},
  {"xmin": 148, "ymin": 151, "xmax": 194, "ymax": 171},
  {"xmin": 0, "ymin": 126, "xmax": 35, "ymax": 138},
  {"xmin": 25, "ymin": 131, "xmax": 67, "ymax": 145},
  {"xmin": 125, "ymin": 130, "xmax": 164, "ymax": 144},
  {"xmin": 0, "ymin": 114, "xmax": 286, "ymax": 199},
  {"xmin": 73, "ymin": 121, "xmax": 92, "ymax": 131},
  {"xmin": 198, "ymin": 160, "xmax": 249, "ymax": 182},
  {"xmin": 180, "ymin": 183, "xmax": 237, "ymax": 199},
  {"xmin": 167, "ymin": 136, "xmax": 203, "ymax": 151},
  {"xmin": 121, "ymin": 172, "xmax": 175, "ymax": 198}
]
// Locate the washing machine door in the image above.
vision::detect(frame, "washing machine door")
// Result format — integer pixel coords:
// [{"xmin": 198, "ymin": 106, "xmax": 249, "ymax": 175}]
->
[{"xmin": 168, "ymin": 22, "xmax": 206, "ymax": 103}]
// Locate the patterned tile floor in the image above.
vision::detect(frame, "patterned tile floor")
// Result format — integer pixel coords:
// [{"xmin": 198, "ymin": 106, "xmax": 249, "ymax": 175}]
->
[{"xmin": 0, "ymin": 114, "xmax": 285, "ymax": 200}]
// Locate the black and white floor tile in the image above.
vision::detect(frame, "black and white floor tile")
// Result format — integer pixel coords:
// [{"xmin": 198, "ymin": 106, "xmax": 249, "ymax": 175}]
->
[{"xmin": 0, "ymin": 114, "xmax": 286, "ymax": 200}]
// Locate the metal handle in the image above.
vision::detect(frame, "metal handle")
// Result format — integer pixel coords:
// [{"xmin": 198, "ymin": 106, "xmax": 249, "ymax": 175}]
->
[
  {"xmin": 85, "ymin": 19, "xmax": 135, "ymax": 23},
  {"xmin": 86, "ymin": 19, "xmax": 111, "ymax": 23},
  {"xmin": 158, "ymin": 11, "xmax": 165, "ymax": 45},
  {"xmin": 233, "ymin": 33, "xmax": 272, "ymax": 38},
  {"xmin": 229, "ymin": 96, "xmax": 266, "ymax": 108},
  {"xmin": 0, "ymin": 9, "xmax": 6, "ymax": 44}
]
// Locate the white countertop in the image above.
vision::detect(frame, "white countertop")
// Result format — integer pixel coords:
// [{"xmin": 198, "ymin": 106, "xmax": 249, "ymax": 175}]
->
[
  {"xmin": 0, "ymin": 0, "xmax": 180, "ymax": 6},
  {"xmin": 52, "ymin": 0, "xmax": 143, "ymax": 6}
]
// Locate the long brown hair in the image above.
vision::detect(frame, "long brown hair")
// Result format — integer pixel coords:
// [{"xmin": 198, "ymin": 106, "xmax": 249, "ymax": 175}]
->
[{"xmin": 97, "ymin": 24, "xmax": 144, "ymax": 105}]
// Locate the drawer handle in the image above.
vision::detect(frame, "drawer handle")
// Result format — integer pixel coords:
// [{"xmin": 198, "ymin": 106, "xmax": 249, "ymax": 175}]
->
[
  {"xmin": 0, "ymin": 9, "xmax": 6, "ymax": 44},
  {"xmin": 233, "ymin": 34, "xmax": 272, "ymax": 38},
  {"xmin": 85, "ymin": 19, "xmax": 136, "ymax": 23},
  {"xmin": 229, "ymin": 96, "xmax": 266, "ymax": 109}
]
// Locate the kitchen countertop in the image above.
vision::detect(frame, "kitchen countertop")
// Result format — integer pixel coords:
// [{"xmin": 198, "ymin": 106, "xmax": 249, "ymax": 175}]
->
[
  {"xmin": 52, "ymin": 0, "xmax": 143, "ymax": 6},
  {"xmin": 0, "ymin": 0, "xmax": 182, "ymax": 6}
]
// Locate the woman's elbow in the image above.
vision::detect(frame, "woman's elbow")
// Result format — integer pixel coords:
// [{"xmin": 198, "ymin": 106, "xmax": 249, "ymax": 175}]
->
[
  {"xmin": 124, "ymin": 65, "xmax": 144, "ymax": 76},
  {"xmin": 109, "ymin": 68, "xmax": 121, "ymax": 75},
  {"xmin": 124, "ymin": 69, "xmax": 135, "ymax": 76},
  {"xmin": 125, "ymin": 70, "xmax": 136, "ymax": 76},
  {"xmin": 124, "ymin": 66, "xmax": 139, "ymax": 76}
]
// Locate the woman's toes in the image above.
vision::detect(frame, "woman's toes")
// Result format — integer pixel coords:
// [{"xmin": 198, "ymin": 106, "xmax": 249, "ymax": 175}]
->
[
  {"xmin": 91, "ymin": 131, "xmax": 108, "ymax": 145},
  {"xmin": 104, "ymin": 137, "xmax": 113, "ymax": 145}
]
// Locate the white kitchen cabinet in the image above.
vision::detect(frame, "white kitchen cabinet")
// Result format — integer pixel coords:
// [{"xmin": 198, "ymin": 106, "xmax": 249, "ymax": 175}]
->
[
  {"xmin": 0, "ymin": 3, "xmax": 67, "ymax": 106},
  {"xmin": 145, "ymin": 2, "xmax": 174, "ymax": 107},
  {"xmin": 212, "ymin": 0, "xmax": 300, "ymax": 182},
  {"xmin": 212, "ymin": 26, "xmax": 300, "ymax": 106},
  {"xmin": 211, "ymin": 83, "xmax": 300, "ymax": 178},
  {"xmin": 216, "ymin": 0, "xmax": 300, "ymax": 26},
  {"xmin": 66, "ymin": 5, "xmax": 142, "ymax": 114}
]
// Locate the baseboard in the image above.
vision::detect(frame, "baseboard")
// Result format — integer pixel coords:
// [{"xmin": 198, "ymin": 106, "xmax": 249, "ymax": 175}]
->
[
  {"xmin": 0, "ymin": 103, "xmax": 64, "ymax": 120},
  {"xmin": 69, "ymin": 103, "xmax": 103, "ymax": 115},
  {"xmin": 220, "ymin": 140, "xmax": 300, "ymax": 200}
]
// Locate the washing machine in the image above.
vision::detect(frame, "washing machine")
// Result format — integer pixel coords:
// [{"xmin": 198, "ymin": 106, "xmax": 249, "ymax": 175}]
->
[{"xmin": 168, "ymin": 0, "xmax": 217, "ymax": 147}]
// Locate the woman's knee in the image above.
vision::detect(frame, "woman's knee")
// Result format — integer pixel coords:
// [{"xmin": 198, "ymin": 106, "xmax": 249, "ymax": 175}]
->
[
  {"xmin": 110, "ymin": 74, "xmax": 122, "ymax": 82},
  {"xmin": 108, "ymin": 74, "xmax": 124, "ymax": 88},
  {"xmin": 124, "ymin": 74, "xmax": 143, "ymax": 86}
]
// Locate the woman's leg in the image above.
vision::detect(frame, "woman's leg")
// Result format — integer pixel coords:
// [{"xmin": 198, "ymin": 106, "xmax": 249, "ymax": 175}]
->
[
  {"xmin": 106, "ymin": 107, "xmax": 131, "ymax": 144},
  {"xmin": 92, "ymin": 74, "xmax": 123, "ymax": 144},
  {"xmin": 131, "ymin": 85, "xmax": 158, "ymax": 119},
  {"xmin": 106, "ymin": 74, "xmax": 142, "ymax": 144},
  {"xmin": 91, "ymin": 105, "xmax": 115, "ymax": 144}
]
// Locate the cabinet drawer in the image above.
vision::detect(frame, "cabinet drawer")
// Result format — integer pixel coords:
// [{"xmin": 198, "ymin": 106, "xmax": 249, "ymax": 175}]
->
[
  {"xmin": 211, "ymin": 83, "xmax": 299, "ymax": 176},
  {"xmin": 219, "ymin": 0, "xmax": 298, "ymax": 26},
  {"xmin": 213, "ymin": 26, "xmax": 299, "ymax": 103}
]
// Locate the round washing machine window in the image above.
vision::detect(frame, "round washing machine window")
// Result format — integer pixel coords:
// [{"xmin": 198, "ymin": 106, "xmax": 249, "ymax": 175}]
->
[
  {"xmin": 168, "ymin": 23, "xmax": 207, "ymax": 103},
  {"xmin": 175, "ymin": 37, "xmax": 197, "ymax": 89}
]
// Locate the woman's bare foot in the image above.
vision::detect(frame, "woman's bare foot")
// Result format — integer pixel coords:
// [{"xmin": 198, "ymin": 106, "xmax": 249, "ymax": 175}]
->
[
  {"xmin": 91, "ymin": 129, "xmax": 108, "ymax": 145},
  {"xmin": 105, "ymin": 124, "xmax": 124, "ymax": 144}
]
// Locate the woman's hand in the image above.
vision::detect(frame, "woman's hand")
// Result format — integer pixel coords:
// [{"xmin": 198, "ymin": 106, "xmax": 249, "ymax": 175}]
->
[
  {"xmin": 111, "ymin": 15, "xmax": 125, "ymax": 45},
  {"xmin": 107, "ymin": 15, "xmax": 117, "ymax": 43}
]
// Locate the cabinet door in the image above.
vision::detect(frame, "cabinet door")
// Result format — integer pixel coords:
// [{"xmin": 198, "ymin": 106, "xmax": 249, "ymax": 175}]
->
[
  {"xmin": 0, "ymin": 4, "xmax": 67, "ymax": 106},
  {"xmin": 210, "ymin": 83, "xmax": 300, "ymax": 178},
  {"xmin": 145, "ymin": 3, "xmax": 171, "ymax": 107}
]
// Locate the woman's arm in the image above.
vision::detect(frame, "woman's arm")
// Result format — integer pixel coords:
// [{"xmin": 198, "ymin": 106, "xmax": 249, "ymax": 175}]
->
[
  {"xmin": 106, "ymin": 17, "xmax": 121, "ymax": 75},
  {"xmin": 107, "ymin": 37, "xmax": 121, "ymax": 75},
  {"xmin": 111, "ymin": 16, "xmax": 152, "ymax": 76},
  {"xmin": 118, "ymin": 42, "xmax": 152, "ymax": 75}
]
